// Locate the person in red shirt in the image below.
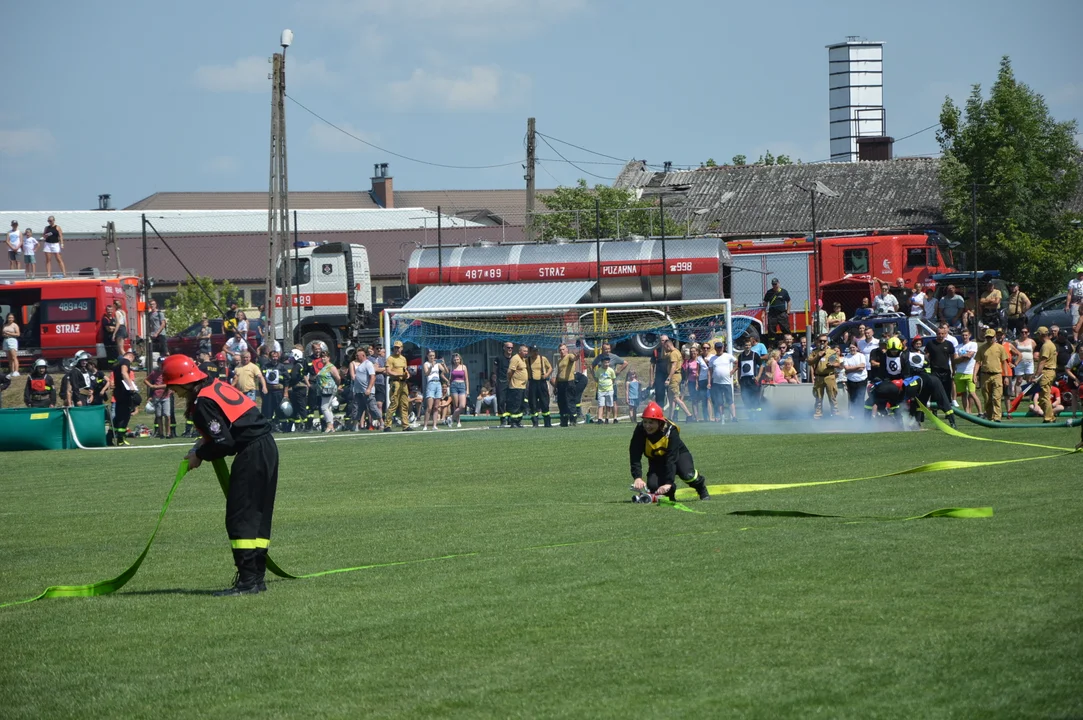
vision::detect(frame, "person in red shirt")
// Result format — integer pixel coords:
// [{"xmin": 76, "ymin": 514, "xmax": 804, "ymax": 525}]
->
[{"xmin": 163, "ymin": 354, "xmax": 279, "ymax": 596}]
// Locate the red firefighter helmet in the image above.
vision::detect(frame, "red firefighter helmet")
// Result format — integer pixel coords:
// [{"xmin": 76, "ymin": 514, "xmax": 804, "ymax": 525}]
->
[
  {"xmin": 162, "ymin": 354, "xmax": 208, "ymax": 385},
  {"xmin": 641, "ymin": 401, "xmax": 665, "ymax": 421},
  {"xmin": 891, "ymin": 379, "xmax": 904, "ymax": 391}
]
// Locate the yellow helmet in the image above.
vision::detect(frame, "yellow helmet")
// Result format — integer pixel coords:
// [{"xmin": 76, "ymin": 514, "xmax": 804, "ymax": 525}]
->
[{"xmin": 885, "ymin": 336, "xmax": 904, "ymax": 352}]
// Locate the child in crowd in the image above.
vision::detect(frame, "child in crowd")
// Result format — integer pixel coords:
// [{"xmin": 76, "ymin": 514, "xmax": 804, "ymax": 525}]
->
[
  {"xmin": 21, "ymin": 229, "xmax": 37, "ymax": 278},
  {"xmin": 594, "ymin": 355, "xmax": 617, "ymax": 423},
  {"xmin": 625, "ymin": 369, "xmax": 641, "ymax": 423}
]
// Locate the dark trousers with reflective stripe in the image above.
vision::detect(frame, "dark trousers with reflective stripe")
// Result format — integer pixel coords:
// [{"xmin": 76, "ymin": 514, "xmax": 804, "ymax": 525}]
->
[
  {"xmin": 528, "ymin": 379, "xmax": 550, "ymax": 419},
  {"xmin": 114, "ymin": 392, "xmax": 133, "ymax": 434},
  {"xmin": 556, "ymin": 380, "xmax": 574, "ymax": 419},
  {"xmin": 225, "ymin": 434, "xmax": 279, "ymax": 551},
  {"xmin": 505, "ymin": 387, "xmax": 525, "ymax": 423}
]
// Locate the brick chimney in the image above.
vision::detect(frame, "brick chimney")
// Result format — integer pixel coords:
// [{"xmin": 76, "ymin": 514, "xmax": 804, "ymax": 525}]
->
[
  {"xmin": 856, "ymin": 136, "xmax": 894, "ymax": 161},
  {"xmin": 371, "ymin": 163, "xmax": 393, "ymax": 208}
]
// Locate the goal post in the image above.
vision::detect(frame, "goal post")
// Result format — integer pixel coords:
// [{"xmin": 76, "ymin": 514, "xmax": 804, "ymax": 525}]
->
[{"xmin": 382, "ymin": 296, "xmax": 750, "ymax": 355}]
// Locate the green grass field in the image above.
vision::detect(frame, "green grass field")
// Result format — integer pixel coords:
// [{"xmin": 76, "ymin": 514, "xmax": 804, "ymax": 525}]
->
[{"xmin": 1, "ymin": 420, "xmax": 1081, "ymax": 718}]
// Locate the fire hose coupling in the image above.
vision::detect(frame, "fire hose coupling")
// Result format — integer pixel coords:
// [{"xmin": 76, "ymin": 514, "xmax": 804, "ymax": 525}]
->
[{"xmin": 629, "ymin": 485, "xmax": 658, "ymax": 504}]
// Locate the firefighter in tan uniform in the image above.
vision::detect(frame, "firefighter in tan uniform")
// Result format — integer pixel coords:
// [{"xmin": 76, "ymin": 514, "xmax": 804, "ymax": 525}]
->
[
  {"xmin": 975, "ymin": 328, "xmax": 1009, "ymax": 421},
  {"xmin": 1035, "ymin": 326, "xmax": 1058, "ymax": 423},
  {"xmin": 383, "ymin": 340, "xmax": 412, "ymax": 432},
  {"xmin": 526, "ymin": 345, "xmax": 553, "ymax": 427},
  {"xmin": 505, "ymin": 345, "xmax": 529, "ymax": 428},
  {"xmin": 662, "ymin": 337, "xmax": 692, "ymax": 419},
  {"xmin": 809, "ymin": 334, "xmax": 840, "ymax": 418}
]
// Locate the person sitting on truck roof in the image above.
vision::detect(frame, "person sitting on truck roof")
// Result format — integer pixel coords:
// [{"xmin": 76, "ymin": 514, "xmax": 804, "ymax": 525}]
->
[{"xmin": 873, "ymin": 284, "xmax": 900, "ymax": 315}]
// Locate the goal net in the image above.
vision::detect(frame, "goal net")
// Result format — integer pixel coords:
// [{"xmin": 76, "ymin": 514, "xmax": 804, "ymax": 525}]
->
[{"xmin": 384, "ymin": 296, "xmax": 750, "ymax": 353}]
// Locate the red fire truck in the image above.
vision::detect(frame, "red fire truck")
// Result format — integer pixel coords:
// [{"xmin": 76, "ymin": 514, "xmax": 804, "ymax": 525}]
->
[
  {"xmin": 0, "ymin": 274, "xmax": 142, "ymax": 368},
  {"xmin": 726, "ymin": 230, "xmax": 958, "ymax": 338}
]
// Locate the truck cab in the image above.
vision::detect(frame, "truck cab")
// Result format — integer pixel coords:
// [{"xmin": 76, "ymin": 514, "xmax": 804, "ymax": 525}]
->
[
  {"xmin": 820, "ymin": 231, "xmax": 955, "ymax": 287},
  {"xmin": 273, "ymin": 242, "xmax": 377, "ymax": 362}
]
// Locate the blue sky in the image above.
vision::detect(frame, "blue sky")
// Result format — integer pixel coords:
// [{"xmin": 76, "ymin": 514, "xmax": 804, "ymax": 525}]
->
[{"xmin": 1, "ymin": 0, "xmax": 1080, "ymax": 210}]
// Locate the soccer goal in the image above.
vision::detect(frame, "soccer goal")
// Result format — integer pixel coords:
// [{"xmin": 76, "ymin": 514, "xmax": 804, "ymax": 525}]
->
[{"xmin": 382, "ymin": 293, "xmax": 749, "ymax": 354}]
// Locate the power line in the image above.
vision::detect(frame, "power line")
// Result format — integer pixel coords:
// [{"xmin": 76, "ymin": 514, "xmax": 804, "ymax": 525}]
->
[
  {"xmin": 535, "ymin": 131, "xmax": 630, "ymax": 164},
  {"xmin": 894, "ymin": 123, "xmax": 940, "ymax": 144},
  {"xmin": 286, "ymin": 94, "xmax": 523, "ymax": 170},
  {"xmin": 537, "ymin": 134, "xmax": 615, "ymax": 181}
]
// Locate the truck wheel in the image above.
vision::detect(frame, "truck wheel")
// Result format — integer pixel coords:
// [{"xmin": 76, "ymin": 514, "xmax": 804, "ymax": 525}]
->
[
  {"xmin": 736, "ymin": 324, "xmax": 760, "ymax": 345},
  {"xmin": 629, "ymin": 333, "xmax": 660, "ymax": 355},
  {"xmin": 302, "ymin": 331, "xmax": 336, "ymax": 363}
]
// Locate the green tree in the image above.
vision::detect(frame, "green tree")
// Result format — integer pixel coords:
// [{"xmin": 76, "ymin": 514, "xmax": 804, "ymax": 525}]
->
[
  {"xmin": 165, "ymin": 276, "xmax": 240, "ymax": 333},
  {"xmin": 536, "ymin": 179, "xmax": 685, "ymax": 241},
  {"xmin": 731, "ymin": 154, "xmax": 747, "ymax": 166},
  {"xmin": 704, "ymin": 158, "xmax": 717, "ymax": 167},
  {"xmin": 937, "ymin": 56, "xmax": 1081, "ymax": 295},
  {"xmin": 755, "ymin": 150, "xmax": 793, "ymax": 166}
]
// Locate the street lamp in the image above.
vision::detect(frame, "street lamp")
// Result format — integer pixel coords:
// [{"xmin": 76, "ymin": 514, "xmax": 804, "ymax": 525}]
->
[{"xmin": 794, "ymin": 181, "xmax": 840, "ymax": 335}]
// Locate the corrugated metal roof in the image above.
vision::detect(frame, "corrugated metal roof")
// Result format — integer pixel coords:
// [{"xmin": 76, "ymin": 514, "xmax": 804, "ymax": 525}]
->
[
  {"xmin": 401, "ymin": 281, "xmax": 595, "ymax": 314},
  {"xmin": 614, "ymin": 158, "xmax": 948, "ymax": 236},
  {"xmin": 0, "ymin": 208, "xmax": 483, "ymax": 237}
]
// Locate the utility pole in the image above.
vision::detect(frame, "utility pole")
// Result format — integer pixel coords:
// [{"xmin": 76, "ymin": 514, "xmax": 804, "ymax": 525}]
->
[
  {"xmin": 267, "ymin": 30, "xmax": 294, "ymax": 348},
  {"xmin": 525, "ymin": 117, "xmax": 536, "ymax": 243}
]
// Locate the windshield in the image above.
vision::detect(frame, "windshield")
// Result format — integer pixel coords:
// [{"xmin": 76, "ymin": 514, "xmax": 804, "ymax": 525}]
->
[{"xmin": 275, "ymin": 258, "xmax": 310, "ymax": 289}]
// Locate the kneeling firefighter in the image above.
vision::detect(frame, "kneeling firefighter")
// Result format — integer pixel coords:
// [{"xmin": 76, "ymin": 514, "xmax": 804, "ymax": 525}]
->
[
  {"xmin": 629, "ymin": 401, "xmax": 710, "ymax": 502},
  {"xmin": 865, "ymin": 375, "xmax": 957, "ymax": 429},
  {"xmin": 162, "ymin": 354, "xmax": 279, "ymax": 596}
]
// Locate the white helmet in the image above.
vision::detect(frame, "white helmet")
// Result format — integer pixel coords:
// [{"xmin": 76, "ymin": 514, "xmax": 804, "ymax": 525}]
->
[
  {"xmin": 279, "ymin": 400, "xmax": 294, "ymax": 417},
  {"xmin": 330, "ymin": 396, "xmax": 340, "ymax": 410},
  {"xmin": 291, "ymin": 348, "xmax": 304, "ymax": 361},
  {"xmin": 74, "ymin": 350, "xmax": 91, "ymax": 363},
  {"xmin": 144, "ymin": 401, "xmax": 155, "ymax": 414},
  {"xmin": 34, "ymin": 359, "xmax": 48, "ymax": 369}
]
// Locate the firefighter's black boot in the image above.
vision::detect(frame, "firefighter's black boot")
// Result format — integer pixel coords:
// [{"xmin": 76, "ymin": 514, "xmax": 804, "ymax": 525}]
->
[
  {"xmin": 253, "ymin": 548, "xmax": 268, "ymax": 592},
  {"xmin": 214, "ymin": 549, "xmax": 261, "ymax": 597},
  {"xmin": 543, "ymin": 414, "xmax": 552, "ymax": 428},
  {"xmin": 532, "ymin": 415, "xmax": 539, "ymax": 428},
  {"xmin": 690, "ymin": 473, "xmax": 710, "ymax": 501}
]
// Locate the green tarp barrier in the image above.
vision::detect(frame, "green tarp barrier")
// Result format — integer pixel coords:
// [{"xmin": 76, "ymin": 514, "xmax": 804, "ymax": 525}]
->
[{"xmin": 0, "ymin": 406, "xmax": 108, "ymax": 451}]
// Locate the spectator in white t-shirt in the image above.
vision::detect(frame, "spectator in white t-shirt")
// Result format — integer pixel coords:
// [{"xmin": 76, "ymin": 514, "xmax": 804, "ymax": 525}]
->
[
  {"xmin": 910, "ymin": 281, "xmax": 925, "ymax": 317},
  {"xmin": 857, "ymin": 326, "xmax": 879, "ymax": 359},
  {"xmin": 21, "ymin": 229, "xmax": 38, "ymax": 278},
  {"xmin": 7, "ymin": 220, "xmax": 22, "ymax": 270},
  {"xmin": 923, "ymin": 284, "xmax": 939, "ymax": 323},
  {"xmin": 842, "ymin": 340, "xmax": 868, "ymax": 417},
  {"xmin": 707, "ymin": 340, "xmax": 737, "ymax": 422},
  {"xmin": 953, "ymin": 327, "xmax": 981, "ymax": 413},
  {"xmin": 1066, "ymin": 267, "xmax": 1083, "ymax": 338},
  {"xmin": 873, "ymin": 284, "xmax": 900, "ymax": 314}
]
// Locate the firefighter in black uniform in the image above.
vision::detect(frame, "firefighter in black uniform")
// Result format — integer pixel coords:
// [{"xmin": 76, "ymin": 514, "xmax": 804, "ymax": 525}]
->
[
  {"xmin": 526, "ymin": 345, "xmax": 553, "ymax": 428},
  {"xmin": 163, "ymin": 354, "xmax": 279, "ymax": 596},
  {"xmin": 907, "ymin": 336, "xmax": 930, "ymax": 374},
  {"xmin": 24, "ymin": 359, "xmax": 57, "ymax": 407},
  {"xmin": 865, "ymin": 375, "xmax": 957, "ymax": 429},
  {"xmin": 492, "ymin": 341, "xmax": 514, "ymax": 426},
  {"xmin": 285, "ymin": 348, "xmax": 309, "ymax": 433},
  {"xmin": 184, "ymin": 352, "xmax": 222, "ymax": 437},
  {"xmin": 881, "ymin": 336, "xmax": 907, "ymax": 380},
  {"xmin": 89, "ymin": 359, "xmax": 110, "ymax": 406},
  {"xmin": 260, "ymin": 349, "xmax": 289, "ymax": 431},
  {"xmin": 629, "ymin": 401, "xmax": 710, "ymax": 502},
  {"xmin": 111, "ymin": 350, "xmax": 138, "ymax": 446},
  {"xmin": 62, "ymin": 351, "xmax": 96, "ymax": 406}
]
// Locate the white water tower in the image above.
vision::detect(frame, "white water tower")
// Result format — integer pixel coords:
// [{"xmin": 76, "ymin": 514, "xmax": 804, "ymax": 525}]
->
[{"xmin": 827, "ymin": 38, "xmax": 884, "ymax": 162}]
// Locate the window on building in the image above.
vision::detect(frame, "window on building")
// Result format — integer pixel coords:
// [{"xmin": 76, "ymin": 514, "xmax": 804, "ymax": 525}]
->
[
  {"xmin": 250, "ymin": 289, "xmax": 267, "ymax": 312},
  {"xmin": 843, "ymin": 248, "xmax": 869, "ymax": 274}
]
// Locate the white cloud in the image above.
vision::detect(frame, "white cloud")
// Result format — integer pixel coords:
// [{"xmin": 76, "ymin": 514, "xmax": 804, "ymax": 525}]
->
[
  {"xmin": 309, "ymin": 0, "xmax": 585, "ymax": 40},
  {"xmin": 307, "ymin": 121, "xmax": 378, "ymax": 154},
  {"xmin": 205, "ymin": 156, "xmax": 240, "ymax": 174},
  {"xmin": 387, "ymin": 66, "xmax": 531, "ymax": 111},
  {"xmin": 193, "ymin": 55, "xmax": 336, "ymax": 94},
  {"xmin": 0, "ymin": 128, "xmax": 57, "ymax": 156}
]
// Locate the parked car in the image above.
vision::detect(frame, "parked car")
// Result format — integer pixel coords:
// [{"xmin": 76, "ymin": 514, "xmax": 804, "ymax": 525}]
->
[
  {"xmin": 1024, "ymin": 294, "xmax": 1072, "ymax": 335},
  {"xmin": 166, "ymin": 318, "xmax": 262, "ymax": 358}
]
